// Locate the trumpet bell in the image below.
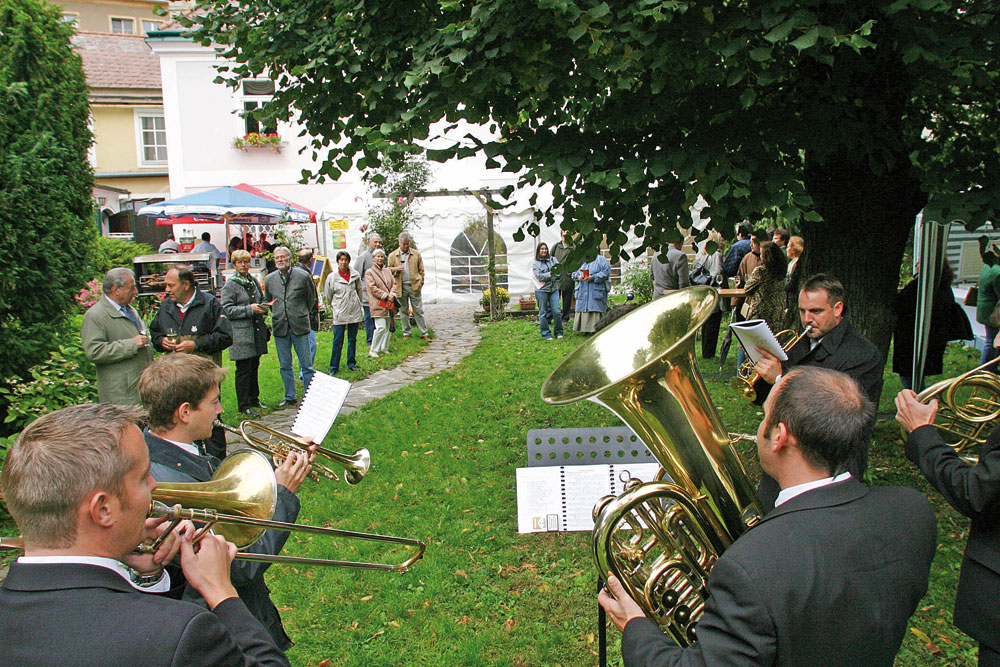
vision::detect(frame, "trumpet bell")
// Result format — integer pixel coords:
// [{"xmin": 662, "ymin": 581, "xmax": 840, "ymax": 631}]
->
[{"xmin": 153, "ymin": 450, "xmax": 277, "ymax": 548}]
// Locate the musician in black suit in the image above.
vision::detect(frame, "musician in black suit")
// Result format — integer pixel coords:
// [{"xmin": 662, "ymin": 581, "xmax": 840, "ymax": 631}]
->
[
  {"xmin": 751, "ymin": 274, "xmax": 882, "ymax": 509},
  {"xmin": 0, "ymin": 403, "xmax": 287, "ymax": 666},
  {"xmin": 896, "ymin": 390, "xmax": 1000, "ymax": 666},
  {"xmin": 599, "ymin": 367, "xmax": 936, "ymax": 667},
  {"xmin": 139, "ymin": 354, "xmax": 313, "ymax": 651}
]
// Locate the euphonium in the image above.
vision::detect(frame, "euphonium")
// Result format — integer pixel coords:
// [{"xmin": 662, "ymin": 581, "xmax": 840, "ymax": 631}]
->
[
  {"xmin": 731, "ymin": 324, "xmax": 812, "ymax": 401},
  {"xmin": 541, "ymin": 287, "xmax": 762, "ymax": 645},
  {"xmin": 215, "ymin": 419, "xmax": 370, "ymax": 485},
  {"xmin": 906, "ymin": 355, "xmax": 1000, "ymax": 461}
]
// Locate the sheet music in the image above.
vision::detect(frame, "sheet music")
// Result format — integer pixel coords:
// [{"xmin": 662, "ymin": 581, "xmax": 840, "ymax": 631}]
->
[
  {"xmin": 729, "ymin": 319, "xmax": 787, "ymax": 363},
  {"xmin": 291, "ymin": 372, "xmax": 351, "ymax": 443},
  {"xmin": 516, "ymin": 463, "xmax": 661, "ymax": 533}
]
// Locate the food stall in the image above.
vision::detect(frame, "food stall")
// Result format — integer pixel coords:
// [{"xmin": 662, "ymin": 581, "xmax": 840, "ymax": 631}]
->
[{"xmin": 132, "ymin": 253, "xmax": 221, "ymax": 297}]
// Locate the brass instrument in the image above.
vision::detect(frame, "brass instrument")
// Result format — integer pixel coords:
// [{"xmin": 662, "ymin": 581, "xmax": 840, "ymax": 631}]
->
[
  {"xmin": 907, "ymin": 355, "xmax": 1000, "ymax": 462},
  {"xmin": 215, "ymin": 419, "xmax": 370, "ymax": 485},
  {"xmin": 730, "ymin": 324, "xmax": 812, "ymax": 401},
  {"xmin": 1, "ymin": 451, "xmax": 422, "ymax": 571},
  {"xmin": 541, "ymin": 287, "xmax": 762, "ymax": 645}
]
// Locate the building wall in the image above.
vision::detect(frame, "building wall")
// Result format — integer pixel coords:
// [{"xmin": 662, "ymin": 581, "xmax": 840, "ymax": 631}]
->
[
  {"xmin": 90, "ymin": 104, "xmax": 168, "ymax": 196},
  {"xmin": 55, "ymin": 0, "xmax": 165, "ymax": 34}
]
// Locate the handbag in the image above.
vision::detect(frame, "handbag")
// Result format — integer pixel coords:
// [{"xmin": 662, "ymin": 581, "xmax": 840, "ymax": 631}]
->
[
  {"xmin": 965, "ymin": 285, "xmax": 979, "ymax": 306},
  {"xmin": 379, "ymin": 298, "xmax": 395, "ymax": 311},
  {"xmin": 690, "ymin": 263, "xmax": 713, "ymax": 286}
]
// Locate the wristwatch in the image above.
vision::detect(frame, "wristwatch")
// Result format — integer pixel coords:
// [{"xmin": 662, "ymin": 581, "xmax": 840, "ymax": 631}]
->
[{"xmin": 128, "ymin": 567, "xmax": 165, "ymax": 589}]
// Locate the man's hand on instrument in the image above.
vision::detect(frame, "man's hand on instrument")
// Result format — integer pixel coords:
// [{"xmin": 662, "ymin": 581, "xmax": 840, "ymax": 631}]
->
[
  {"xmin": 275, "ymin": 450, "xmax": 312, "ymax": 493},
  {"xmin": 179, "ymin": 533, "xmax": 238, "ymax": 609},
  {"xmin": 299, "ymin": 436, "xmax": 318, "ymax": 464},
  {"xmin": 598, "ymin": 575, "xmax": 647, "ymax": 632},
  {"xmin": 174, "ymin": 339, "xmax": 197, "ymax": 353},
  {"xmin": 754, "ymin": 349, "xmax": 782, "ymax": 385},
  {"xmin": 895, "ymin": 389, "xmax": 938, "ymax": 433},
  {"xmin": 122, "ymin": 516, "xmax": 195, "ymax": 574}
]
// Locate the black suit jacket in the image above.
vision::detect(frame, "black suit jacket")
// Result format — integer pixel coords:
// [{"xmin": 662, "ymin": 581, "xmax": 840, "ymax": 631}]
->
[
  {"xmin": 906, "ymin": 424, "xmax": 1000, "ymax": 650},
  {"xmin": 145, "ymin": 430, "xmax": 300, "ymax": 650},
  {"xmin": 150, "ymin": 288, "xmax": 233, "ymax": 362},
  {"xmin": 754, "ymin": 318, "xmax": 882, "ymax": 509},
  {"xmin": 0, "ymin": 562, "xmax": 288, "ymax": 666},
  {"xmin": 621, "ymin": 478, "xmax": 936, "ymax": 666}
]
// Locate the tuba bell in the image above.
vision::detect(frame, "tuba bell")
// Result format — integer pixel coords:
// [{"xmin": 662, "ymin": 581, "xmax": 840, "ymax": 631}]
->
[{"xmin": 541, "ymin": 287, "xmax": 762, "ymax": 645}]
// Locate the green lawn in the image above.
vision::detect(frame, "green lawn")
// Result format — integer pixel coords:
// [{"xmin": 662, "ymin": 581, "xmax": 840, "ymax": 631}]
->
[{"xmin": 263, "ymin": 319, "xmax": 979, "ymax": 666}]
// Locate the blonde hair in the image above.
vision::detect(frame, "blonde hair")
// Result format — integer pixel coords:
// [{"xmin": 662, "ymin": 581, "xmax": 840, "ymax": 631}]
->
[{"xmin": 231, "ymin": 249, "xmax": 252, "ymax": 263}]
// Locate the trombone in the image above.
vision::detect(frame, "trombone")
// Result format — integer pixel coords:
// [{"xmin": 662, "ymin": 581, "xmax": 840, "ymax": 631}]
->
[
  {"xmin": 215, "ymin": 419, "xmax": 370, "ymax": 485},
  {"xmin": 731, "ymin": 324, "xmax": 811, "ymax": 401}
]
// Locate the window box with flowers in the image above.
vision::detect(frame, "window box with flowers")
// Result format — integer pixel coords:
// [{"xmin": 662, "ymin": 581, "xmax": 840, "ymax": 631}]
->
[{"xmin": 232, "ymin": 132, "xmax": 284, "ymax": 153}]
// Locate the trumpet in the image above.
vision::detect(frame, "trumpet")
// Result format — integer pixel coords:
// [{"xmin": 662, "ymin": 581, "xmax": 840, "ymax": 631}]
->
[
  {"xmin": 215, "ymin": 419, "xmax": 370, "ymax": 485},
  {"xmin": 731, "ymin": 324, "xmax": 812, "ymax": 401},
  {"xmin": 906, "ymin": 355, "xmax": 1000, "ymax": 461}
]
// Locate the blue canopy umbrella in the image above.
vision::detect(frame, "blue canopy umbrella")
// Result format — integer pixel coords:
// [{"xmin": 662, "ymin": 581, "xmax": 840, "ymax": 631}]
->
[{"xmin": 138, "ymin": 184, "xmax": 315, "ymax": 225}]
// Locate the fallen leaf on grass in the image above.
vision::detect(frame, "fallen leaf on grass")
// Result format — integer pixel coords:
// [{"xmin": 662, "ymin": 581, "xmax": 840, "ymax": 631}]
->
[
  {"xmin": 366, "ymin": 631, "xmax": 385, "ymax": 642},
  {"xmin": 503, "ymin": 618, "xmax": 516, "ymax": 631},
  {"xmin": 318, "ymin": 660, "xmax": 331, "ymax": 667},
  {"xmin": 455, "ymin": 615, "xmax": 470, "ymax": 625},
  {"xmin": 389, "ymin": 621, "xmax": 401, "ymax": 628},
  {"xmin": 538, "ymin": 583, "xmax": 549, "ymax": 592},
  {"xmin": 424, "ymin": 450, "xmax": 435, "ymax": 455},
  {"xmin": 909, "ymin": 627, "xmax": 942, "ymax": 656},
  {"xmin": 570, "ymin": 570, "xmax": 585, "ymax": 578},
  {"xmin": 587, "ymin": 633, "xmax": 595, "ymax": 644},
  {"xmin": 454, "ymin": 569, "xmax": 469, "ymax": 579},
  {"xmin": 360, "ymin": 595, "xmax": 374, "ymax": 601},
  {"xmin": 278, "ymin": 606, "xmax": 292, "ymax": 612},
  {"xmin": 920, "ymin": 605, "xmax": 935, "ymax": 612}
]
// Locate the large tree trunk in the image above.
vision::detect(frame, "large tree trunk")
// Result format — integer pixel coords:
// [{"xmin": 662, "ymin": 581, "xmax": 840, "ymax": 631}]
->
[{"xmin": 800, "ymin": 154, "xmax": 926, "ymax": 405}]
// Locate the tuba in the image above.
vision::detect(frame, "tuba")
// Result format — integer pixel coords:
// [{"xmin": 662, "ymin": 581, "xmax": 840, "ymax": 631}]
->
[
  {"xmin": 541, "ymin": 287, "xmax": 761, "ymax": 645},
  {"xmin": 906, "ymin": 355, "xmax": 1000, "ymax": 462}
]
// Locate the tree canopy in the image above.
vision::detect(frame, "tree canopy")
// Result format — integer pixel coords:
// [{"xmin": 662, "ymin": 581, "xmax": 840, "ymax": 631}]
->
[
  {"xmin": 0, "ymin": 0, "xmax": 96, "ymax": 384},
  {"xmin": 187, "ymin": 0, "xmax": 999, "ymax": 359}
]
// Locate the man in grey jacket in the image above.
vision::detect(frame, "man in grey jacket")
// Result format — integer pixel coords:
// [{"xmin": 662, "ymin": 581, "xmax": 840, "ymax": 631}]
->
[
  {"xmin": 650, "ymin": 241, "xmax": 690, "ymax": 298},
  {"xmin": 264, "ymin": 246, "xmax": 317, "ymax": 407},
  {"xmin": 81, "ymin": 267, "xmax": 153, "ymax": 405}
]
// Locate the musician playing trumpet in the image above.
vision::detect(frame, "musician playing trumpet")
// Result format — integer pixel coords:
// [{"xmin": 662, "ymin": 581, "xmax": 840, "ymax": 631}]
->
[
  {"xmin": 600, "ymin": 368, "xmax": 935, "ymax": 666},
  {"xmin": 138, "ymin": 354, "xmax": 315, "ymax": 652},
  {"xmin": 0, "ymin": 403, "xmax": 288, "ymax": 665},
  {"xmin": 747, "ymin": 274, "xmax": 881, "ymax": 511},
  {"xmin": 897, "ymin": 389, "xmax": 1000, "ymax": 665}
]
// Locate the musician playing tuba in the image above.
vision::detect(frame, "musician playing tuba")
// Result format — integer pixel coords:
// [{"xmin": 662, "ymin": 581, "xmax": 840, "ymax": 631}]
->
[
  {"xmin": 897, "ymin": 388, "xmax": 1000, "ymax": 664},
  {"xmin": 747, "ymin": 274, "xmax": 881, "ymax": 511},
  {"xmin": 0, "ymin": 403, "xmax": 289, "ymax": 665},
  {"xmin": 600, "ymin": 368, "xmax": 935, "ymax": 666},
  {"xmin": 139, "ymin": 353, "xmax": 315, "ymax": 651}
]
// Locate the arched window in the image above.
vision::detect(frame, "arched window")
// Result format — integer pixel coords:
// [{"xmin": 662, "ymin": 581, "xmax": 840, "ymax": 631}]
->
[{"xmin": 451, "ymin": 220, "xmax": 508, "ymax": 293}]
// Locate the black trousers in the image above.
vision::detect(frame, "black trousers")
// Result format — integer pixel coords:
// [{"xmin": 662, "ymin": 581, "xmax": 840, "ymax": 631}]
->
[
  {"xmin": 235, "ymin": 355, "xmax": 261, "ymax": 411},
  {"xmin": 982, "ymin": 644, "xmax": 1000, "ymax": 667},
  {"xmin": 559, "ymin": 286, "xmax": 573, "ymax": 322},
  {"xmin": 701, "ymin": 309, "xmax": 723, "ymax": 358}
]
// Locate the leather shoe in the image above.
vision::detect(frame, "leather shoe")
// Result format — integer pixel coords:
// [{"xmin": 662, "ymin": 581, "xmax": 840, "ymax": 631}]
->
[
  {"xmin": 255, "ymin": 401, "xmax": 269, "ymax": 410},
  {"xmin": 241, "ymin": 408, "xmax": 260, "ymax": 418},
  {"xmin": 347, "ymin": 364, "xmax": 359, "ymax": 371},
  {"xmin": 277, "ymin": 399, "xmax": 297, "ymax": 408}
]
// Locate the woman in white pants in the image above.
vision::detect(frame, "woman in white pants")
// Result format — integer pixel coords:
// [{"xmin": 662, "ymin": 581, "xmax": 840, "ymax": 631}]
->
[{"xmin": 364, "ymin": 248, "xmax": 396, "ymax": 357}]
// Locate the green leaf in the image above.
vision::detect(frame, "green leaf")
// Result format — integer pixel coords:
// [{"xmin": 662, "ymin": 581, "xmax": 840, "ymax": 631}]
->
[
  {"xmin": 763, "ymin": 20, "xmax": 795, "ymax": 44},
  {"xmin": 739, "ymin": 88, "xmax": 756, "ymax": 108},
  {"xmin": 749, "ymin": 47, "xmax": 772, "ymax": 62},
  {"xmin": 790, "ymin": 27, "xmax": 819, "ymax": 52},
  {"xmin": 568, "ymin": 24, "xmax": 587, "ymax": 42},
  {"xmin": 588, "ymin": 3, "xmax": 611, "ymax": 19}
]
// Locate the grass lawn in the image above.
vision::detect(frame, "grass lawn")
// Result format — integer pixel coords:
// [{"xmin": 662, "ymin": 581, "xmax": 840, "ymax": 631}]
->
[{"xmin": 259, "ymin": 318, "xmax": 980, "ymax": 666}]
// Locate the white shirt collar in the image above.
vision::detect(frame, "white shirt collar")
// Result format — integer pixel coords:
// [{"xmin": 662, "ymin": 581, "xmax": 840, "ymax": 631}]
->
[
  {"xmin": 774, "ymin": 471, "xmax": 851, "ymax": 507},
  {"xmin": 156, "ymin": 435, "xmax": 201, "ymax": 457},
  {"xmin": 103, "ymin": 294, "xmax": 127, "ymax": 313},
  {"xmin": 16, "ymin": 555, "xmax": 170, "ymax": 593},
  {"xmin": 177, "ymin": 289, "xmax": 198, "ymax": 313}
]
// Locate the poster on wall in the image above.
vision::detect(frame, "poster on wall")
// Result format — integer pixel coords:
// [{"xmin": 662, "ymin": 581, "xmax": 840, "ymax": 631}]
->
[{"xmin": 329, "ymin": 219, "xmax": 349, "ymax": 251}]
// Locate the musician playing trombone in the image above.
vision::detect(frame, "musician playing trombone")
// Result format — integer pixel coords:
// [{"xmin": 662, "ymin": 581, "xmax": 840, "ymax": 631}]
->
[
  {"xmin": 0, "ymin": 403, "xmax": 288, "ymax": 665},
  {"xmin": 139, "ymin": 354, "xmax": 315, "ymax": 652},
  {"xmin": 897, "ymin": 389, "xmax": 1000, "ymax": 666},
  {"xmin": 600, "ymin": 368, "xmax": 935, "ymax": 666}
]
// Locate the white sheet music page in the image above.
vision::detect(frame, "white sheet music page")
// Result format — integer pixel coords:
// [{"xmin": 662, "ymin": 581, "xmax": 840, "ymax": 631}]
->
[
  {"xmin": 729, "ymin": 319, "xmax": 786, "ymax": 363},
  {"xmin": 291, "ymin": 372, "xmax": 351, "ymax": 443}
]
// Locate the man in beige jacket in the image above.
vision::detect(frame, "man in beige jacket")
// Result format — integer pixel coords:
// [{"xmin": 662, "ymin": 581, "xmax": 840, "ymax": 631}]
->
[{"xmin": 387, "ymin": 232, "xmax": 430, "ymax": 340}]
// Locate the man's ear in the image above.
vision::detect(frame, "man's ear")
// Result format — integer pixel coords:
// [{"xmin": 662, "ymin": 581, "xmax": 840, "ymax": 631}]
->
[
  {"xmin": 832, "ymin": 300, "xmax": 844, "ymax": 319},
  {"xmin": 174, "ymin": 401, "xmax": 193, "ymax": 426},
  {"xmin": 769, "ymin": 422, "xmax": 791, "ymax": 453},
  {"xmin": 87, "ymin": 490, "xmax": 116, "ymax": 528}
]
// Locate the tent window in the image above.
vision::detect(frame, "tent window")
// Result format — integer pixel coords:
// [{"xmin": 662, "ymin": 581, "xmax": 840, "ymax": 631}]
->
[{"xmin": 451, "ymin": 225, "xmax": 508, "ymax": 294}]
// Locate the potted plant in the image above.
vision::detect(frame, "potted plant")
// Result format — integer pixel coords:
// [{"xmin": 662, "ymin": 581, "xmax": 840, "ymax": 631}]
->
[
  {"xmin": 480, "ymin": 286, "xmax": 510, "ymax": 312},
  {"xmin": 518, "ymin": 293, "xmax": 537, "ymax": 309},
  {"xmin": 232, "ymin": 132, "xmax": 283, "ymax": 153}
]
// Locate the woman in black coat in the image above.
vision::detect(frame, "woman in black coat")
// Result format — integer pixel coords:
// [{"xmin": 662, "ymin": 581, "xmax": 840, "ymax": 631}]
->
[{"xmin": 221, "ymin": 249, "xmax": 270, "ymax": 416}]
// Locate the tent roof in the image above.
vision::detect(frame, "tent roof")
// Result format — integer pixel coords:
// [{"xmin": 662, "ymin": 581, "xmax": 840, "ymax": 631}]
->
[{"xmin": 139, "ymin": 185, "xmax": 315, "ymax": 225}]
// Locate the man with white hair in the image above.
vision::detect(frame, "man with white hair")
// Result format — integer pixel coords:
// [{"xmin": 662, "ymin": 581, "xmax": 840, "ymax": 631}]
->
[
  {"xmin": 387, "ymin": 231, "xmax": 430, "ymax": 340},
  {"xmin": 81, "ymin": 267, "xmax": 153, "ymax": 405},
  {"xmin": 264, "ymin": 246, "xmax": 317, "ymax": 407}
]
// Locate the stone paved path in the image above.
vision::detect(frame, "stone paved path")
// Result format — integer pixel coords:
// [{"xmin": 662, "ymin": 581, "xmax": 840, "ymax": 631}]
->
[{"xmin": 244, "ymin": 302, "xmax": 481, "ymax": 436}]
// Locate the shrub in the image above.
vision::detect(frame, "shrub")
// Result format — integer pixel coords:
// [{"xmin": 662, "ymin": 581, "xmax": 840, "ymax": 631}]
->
[
  {"xmin": 480, "ymin": 286, "xmax": 510, "ymax": 309},
  {"xmin": 614, "ymin": 258, "xmax": 654, "ymax": 304},
  {"xmin": 92, "ymin": 236, "xmax": 154, "ymax": 277},
  {"xmin": 0, "ymin": 337, "xmax": 97, "ymax": 432}
]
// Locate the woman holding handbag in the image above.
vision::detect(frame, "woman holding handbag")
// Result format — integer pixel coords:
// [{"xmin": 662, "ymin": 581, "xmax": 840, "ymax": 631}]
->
[
  {"xmin": 364, "ymin": 248, "xmax": 396, "ymax": 357},
  {"xmin": 220, "ymin": 249, "xmax": 270, "ymax": 417}
]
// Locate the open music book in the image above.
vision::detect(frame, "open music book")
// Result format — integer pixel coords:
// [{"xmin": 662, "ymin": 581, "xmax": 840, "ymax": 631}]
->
[
  {"xmin": 291, "ymin": 372, "xmax": 351, "ymax": 443},
  {"xmin": 729, "ymin": 319, "xmax": 787, "ymax": 364}
]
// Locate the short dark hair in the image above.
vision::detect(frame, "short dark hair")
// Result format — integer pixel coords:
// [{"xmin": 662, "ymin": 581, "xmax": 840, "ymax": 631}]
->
[
  {"xmin": 773, "ymin": 229, "xmax": 790, "ymax": 243},
  {"xmin": 535, "ymin": 242, "xmax": 549, "ymax": 261},
  {"xmin": 139, "ymin": 354, "xmax": 226, "ymax": 430},
  {"xmin": 765, "ymin": 367, "xmax": 873, "ymax": 474},
  {"xmin": 201, "ymin": 232, "xmax": 211, "ymax": 241},
  {"xmin": 171, "ymin": 266, "xmax": 195, "ymax": 291},
  {"xmin": 335, "ymin": 250, "xmax": 351, "ymax": 263},
  {"xmin": 800, "ymin": 273, "xmax": 844, "ymax": 306},
  {"xmin": 737, "ymin": 222, "xmax": 753, "ymax": 239},
  {"xmin": 1, "ymin": 404, "xmax": 145, "ymax": 547}
]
